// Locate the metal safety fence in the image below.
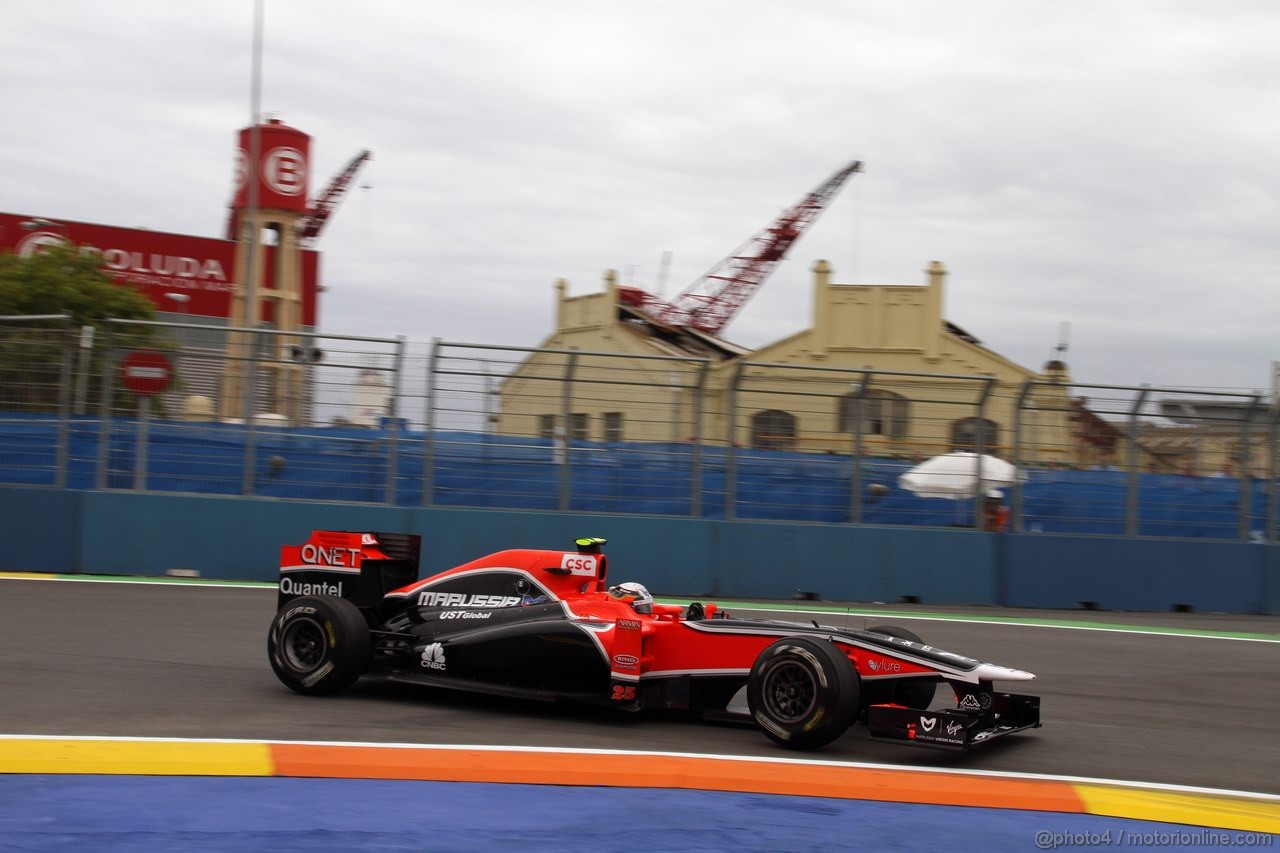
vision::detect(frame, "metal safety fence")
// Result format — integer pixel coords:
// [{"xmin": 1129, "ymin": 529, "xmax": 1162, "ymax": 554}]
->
[
  {"xmin": 413, "ymin": 342, "xmax": 712, "ymax": 515},
  {"xmin": 0, "ymin": 315, "xmax": 1276, "ymax": 541}
]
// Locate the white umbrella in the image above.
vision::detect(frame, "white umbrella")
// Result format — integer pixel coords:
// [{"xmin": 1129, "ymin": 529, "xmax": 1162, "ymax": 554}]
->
[{"xmin": 898, "ymin": 452, "xmax": 1021, "ymax": 499}]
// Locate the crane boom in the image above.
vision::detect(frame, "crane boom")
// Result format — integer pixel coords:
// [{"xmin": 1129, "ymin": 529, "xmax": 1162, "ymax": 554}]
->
[
  {"xmin": 297, "ymin": 149, "xmax": 371, "ymax": 244},
  {"xmin": 650, "ymin": 160, "xmax": 862, "ymax": 335}
]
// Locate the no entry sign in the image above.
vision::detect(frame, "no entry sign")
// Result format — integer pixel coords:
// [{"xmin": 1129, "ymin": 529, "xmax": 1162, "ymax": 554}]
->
[{"xmin": 120, "ymin": 350, "xmax": 173, "ymax": 396}]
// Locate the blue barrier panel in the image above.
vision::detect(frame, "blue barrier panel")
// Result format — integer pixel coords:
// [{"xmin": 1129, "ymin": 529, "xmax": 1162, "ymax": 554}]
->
[
  {"xmin": 0, "ymin": 417, "xmax": 62, "ymax": 486},
  {"xmin": 1, "ymin": 486, "xmax": 1273, "ymax": 613},
  {"xmin": 36, "ymin": 491, "xmax": 995, "ymax": 605},
  {"xmin": 1003, "ymin": 534, "xmax": 1265, "ymax": 612},
  {"xmin": 72, "ymin": 493, "xmax": 995, "ymax": 603},
  {"xmin": 3, "ymin": 415, "xmax": 1276, "ymax": 539},
  {"xmin": 1262, "ymin": 546, "xmax": 1280, "ymax": 615},
  {"xmin": 0, "ymin": 487, "xmax": 79, "ymax": 571},
  {"xmin": 75, "ymin": 492, "xmax": 413, "ymax": 580},
  {"xmin": 70, "ymin": 493, "xmax": 713, "ymax": 588},
  {"xmin": 707, "ymin": 521, "xmax": 997, "ymax": 604}
]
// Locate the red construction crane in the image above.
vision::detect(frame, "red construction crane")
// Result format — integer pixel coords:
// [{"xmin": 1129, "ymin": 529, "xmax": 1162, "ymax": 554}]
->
[
  {"xmin": 620, "ymin": 160, "xmax": 862, "ymax": 336},
  {"xmin": 297, "ymin": 149, "xmax": 371, "ymax": 245}
]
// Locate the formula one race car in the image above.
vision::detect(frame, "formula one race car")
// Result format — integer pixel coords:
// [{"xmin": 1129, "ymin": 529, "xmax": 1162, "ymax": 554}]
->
[{"xmin": 267, "ymin": 531, "xmax": 1041, "ymax": 751}]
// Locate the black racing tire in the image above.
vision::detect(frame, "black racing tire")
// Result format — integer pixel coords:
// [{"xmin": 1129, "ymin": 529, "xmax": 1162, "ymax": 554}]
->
[
  {"xmin": 869, "ymin": 625, "xmax": 937, "ymax": 709},
  {"xmin": 267, "ymin": 595, "xmax": 371, "ymax": 695},
  {"xmin": 747, "ymin": 637, "xmax": 860, "ymax": 750}
]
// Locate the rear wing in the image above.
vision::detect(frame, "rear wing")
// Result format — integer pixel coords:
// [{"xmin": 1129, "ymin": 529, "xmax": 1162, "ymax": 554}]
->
[{"xmin": 278, "ymin": 530, "xmax": 421, "ymax": 610}]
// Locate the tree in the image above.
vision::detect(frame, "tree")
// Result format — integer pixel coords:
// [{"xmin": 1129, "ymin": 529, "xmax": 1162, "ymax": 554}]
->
[
  {"xmin": 0, "ymin": 245, "xmax": 161, "ymax": 413},
  {"xmin": 0, "ymin": 245, "xmax": 156, "ymax": 325}
]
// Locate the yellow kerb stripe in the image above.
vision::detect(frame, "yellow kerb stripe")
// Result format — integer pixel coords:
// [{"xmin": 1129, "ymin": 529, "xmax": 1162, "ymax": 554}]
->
[
  {"xmin": 0, "ymin": 739, "xmax": 274, "ymax": 777},
  {"xmin": 4, "ymin": 736, "xmax": 1277, "ymax": 836},
  {"xmin": 1074, "ymin": 785, "xmax": 1280, "ymax": 834}
]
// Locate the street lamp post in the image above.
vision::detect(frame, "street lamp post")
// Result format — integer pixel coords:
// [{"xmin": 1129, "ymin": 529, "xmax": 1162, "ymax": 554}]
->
[
  {"xmin": 164, "ymin": 292, "xmax": 192, "ymax": 313},
  {"xmin": 163, "ymin": 292, "xmax": 192, "ymax": 404}
]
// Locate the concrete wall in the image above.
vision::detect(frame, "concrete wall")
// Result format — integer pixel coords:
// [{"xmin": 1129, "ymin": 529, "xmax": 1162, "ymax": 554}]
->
[{"xmin": 2, "ymin": 486, "xmax": 1274, "ymax": 614}]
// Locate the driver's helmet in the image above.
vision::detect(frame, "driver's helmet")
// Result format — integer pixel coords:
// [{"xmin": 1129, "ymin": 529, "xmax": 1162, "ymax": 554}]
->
[{"xmin": 607, "ymin": 581, "xmax": 654, "ymax": 615}]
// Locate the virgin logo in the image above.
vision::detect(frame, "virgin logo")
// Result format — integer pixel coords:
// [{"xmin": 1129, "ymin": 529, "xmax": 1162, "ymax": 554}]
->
[
  {"xmin": 263, "ymin": 147, "xmax": 306, "ymax": 196},
  {"xmin": 16, "ymin": 231, "xmax": 70, "ymax": 259}
]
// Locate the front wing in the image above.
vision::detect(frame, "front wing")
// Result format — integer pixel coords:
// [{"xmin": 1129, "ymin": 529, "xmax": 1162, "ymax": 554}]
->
[{"xmin": 866, "ymin": 691, "xmax": 1041, "ymax": 750}]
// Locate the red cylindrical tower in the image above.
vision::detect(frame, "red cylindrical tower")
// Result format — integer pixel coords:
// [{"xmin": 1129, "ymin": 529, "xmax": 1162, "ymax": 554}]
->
[
  {"xmin": 231, "ymin": 118, "xmax": 311, "ymax": 212},
  {"xmin": 221, "ymin": 117, "xmax": 313, "ymax": 425}
]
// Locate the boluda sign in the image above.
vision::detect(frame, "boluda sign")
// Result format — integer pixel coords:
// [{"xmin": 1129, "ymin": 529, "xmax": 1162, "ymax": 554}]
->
[
  {"xmin": 16, "ymin": 230, "xmax": 230, "ymax": 286},
  {"xmin": 0, "ymin": 212, "xmax": 319, "ymax": 325}
]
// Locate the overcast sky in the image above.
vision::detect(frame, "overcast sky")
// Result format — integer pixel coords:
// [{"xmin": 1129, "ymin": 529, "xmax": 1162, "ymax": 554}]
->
[{"xmin": 4, "ymin": 1, "xmax": 1278, "ymax": 391}]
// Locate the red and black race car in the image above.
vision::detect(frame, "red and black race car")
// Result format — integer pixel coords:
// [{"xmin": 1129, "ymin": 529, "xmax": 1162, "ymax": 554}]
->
[{"xmin": 267, "ymin": 531, "xmax": 1041, "ymax": 750}]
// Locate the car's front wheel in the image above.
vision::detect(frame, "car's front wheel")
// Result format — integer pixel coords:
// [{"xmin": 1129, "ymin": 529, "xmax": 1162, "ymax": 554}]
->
[
  {"xmin": 747, "ymin": 637, "xmax": 860, "ymax": 749},
  {"xmin": 267, "ymin": 595, "xmax": 370, "ymax": 695}
]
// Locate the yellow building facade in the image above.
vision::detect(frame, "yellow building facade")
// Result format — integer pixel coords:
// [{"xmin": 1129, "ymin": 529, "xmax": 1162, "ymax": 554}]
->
[{"xmin": 496, "ymin": 260, "xmax": 1092, "ymax": 465}]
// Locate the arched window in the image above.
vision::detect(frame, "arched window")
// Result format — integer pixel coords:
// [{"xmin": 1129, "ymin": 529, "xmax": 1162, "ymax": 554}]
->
[
  {"xmin": 837, "ymin": 390, "xmax": 909, "ymax": 439},
  {"xmin": 950, "ymin": 417, "xmax": 1000, "ymax": 452},
  {"xmin": 751, "ymin": 409, "xmax": 796, "ymax": 451}
]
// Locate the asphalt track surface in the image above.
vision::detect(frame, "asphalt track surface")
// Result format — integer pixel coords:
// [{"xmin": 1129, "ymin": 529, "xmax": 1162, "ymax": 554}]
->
[{"xmin": 2, "ymin": 579, "xmax": 1278, "ymax": 795}]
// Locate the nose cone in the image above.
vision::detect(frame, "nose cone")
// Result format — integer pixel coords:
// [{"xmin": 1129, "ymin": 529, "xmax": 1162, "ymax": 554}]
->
[{"xmin": 973, "ymin": 663, "xmax": 1036, "ymax": 682}]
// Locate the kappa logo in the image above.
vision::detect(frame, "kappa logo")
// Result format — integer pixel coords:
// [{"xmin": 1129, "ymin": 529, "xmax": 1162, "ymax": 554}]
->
[
  {"xmin": 919, "ymin": 716, "xmax": 937, "ymax": 732},
  {"xmin": 959, "ymin": 694, "xmax": 981, "ymax": 711},
  {"xmin": 420, "ymin": 643, "xmax": 446, "ymax": 671}
]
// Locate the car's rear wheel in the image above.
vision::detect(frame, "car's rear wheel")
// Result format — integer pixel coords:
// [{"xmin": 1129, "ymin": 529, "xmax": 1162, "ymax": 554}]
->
[
  {"xmin": 869, "ymin": 625, "xmax": 937, "ymax": 709},
  {"xmin": 747, "ymin": 637, "xmax": 860, "ymax": 749},
  {"xmin": 268, "ymin": 595, "xmax": 371, "ymax": 695}
]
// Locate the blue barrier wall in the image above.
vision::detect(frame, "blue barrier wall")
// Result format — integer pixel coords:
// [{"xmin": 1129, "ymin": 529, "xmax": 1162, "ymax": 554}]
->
[
  {"xmin": 1, "ymin": 486, "xmax": 1274, "ymax": 613},
  {"xmin": 1001, "ymin": 535, "xmax": 1269, "ymax": 613},
  {"xmin": 702, "ymin": 522, "xmax": 998, "ymax": 604},
  {"xmin": 1265, "ymin": 547, "xmax": 1280, "ymax": 614},
  {"xmin": 2, "ymin": 488, "xmax": 79, "ymax": 573},
  {"xmin": 6, "ymin": 417, "xmax": 1275, "ymax": 540}
]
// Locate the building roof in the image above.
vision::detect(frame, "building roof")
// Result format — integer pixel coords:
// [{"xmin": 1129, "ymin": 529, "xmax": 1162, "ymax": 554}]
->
[{"xmin": 617, "ymin": 303, "xmax": 751, "ymax": 360}]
